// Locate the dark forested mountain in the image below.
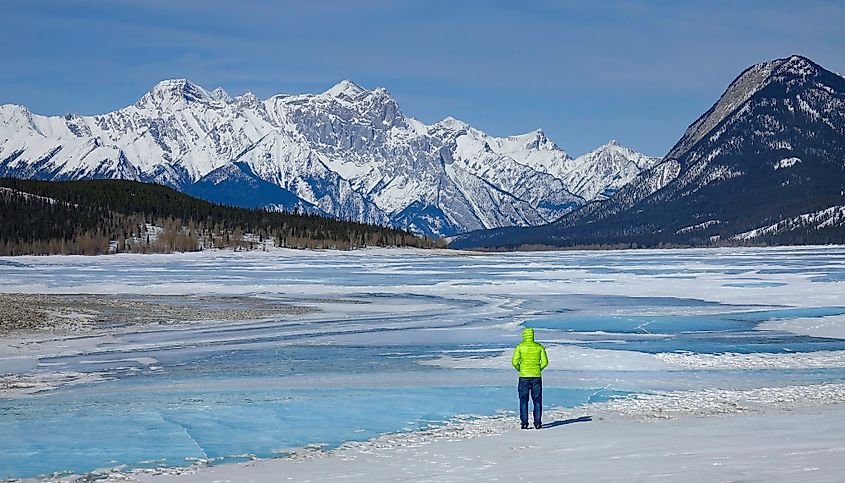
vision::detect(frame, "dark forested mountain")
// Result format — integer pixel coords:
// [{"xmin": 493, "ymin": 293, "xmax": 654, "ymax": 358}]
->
[
  {"xmin": 0, "ymin": 178, "xmax": 433, "ymax": 255},
  {"xmin": 452, "ymin": 55, "xmax": 845, "ymax": 249}
]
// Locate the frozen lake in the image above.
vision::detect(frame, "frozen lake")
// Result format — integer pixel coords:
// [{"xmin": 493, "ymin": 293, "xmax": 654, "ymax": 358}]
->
[{"xmin": 2, "ymin": 247, "xmax": 845, "ymax": 480}]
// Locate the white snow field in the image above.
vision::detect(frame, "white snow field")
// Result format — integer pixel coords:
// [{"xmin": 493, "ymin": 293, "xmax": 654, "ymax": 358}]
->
[
  {"xmin": 1, "ymin": 246, "xmax": 845, "ymax": 481},
  {"xmin": 131, "ymin": 406, "xmax": 845, "ymax": 483}
]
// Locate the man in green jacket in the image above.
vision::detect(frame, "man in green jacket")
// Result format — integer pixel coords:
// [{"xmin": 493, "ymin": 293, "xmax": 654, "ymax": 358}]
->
[{"xmin": 512, "ymin": 327, "xmax": 549, "ymax": 429}]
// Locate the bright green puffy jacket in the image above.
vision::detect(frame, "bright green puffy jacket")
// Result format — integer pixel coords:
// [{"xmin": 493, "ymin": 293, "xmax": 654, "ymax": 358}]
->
[{"xmin": 512, "ymin": 328, "xmax": 548, "ymax": 377}]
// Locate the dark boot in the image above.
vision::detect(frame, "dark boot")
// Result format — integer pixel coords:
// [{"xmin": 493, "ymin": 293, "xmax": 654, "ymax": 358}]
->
[{"xmin": 521, "ymin": 422, "xmax": 529, "ymax": 429}]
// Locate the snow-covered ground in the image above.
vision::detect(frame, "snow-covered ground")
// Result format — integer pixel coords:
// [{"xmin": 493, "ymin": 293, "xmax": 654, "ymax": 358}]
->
[
  {"xmin": 128, "ymin": 405, "xmax": 845, "ymax": 483},
  {"xmin": 758, "ymin": 314, "xmax": 845, "ymax": 340},
  {"xmin": 1, "ymin": 246, "xmax": 844, "ymax": 481}
]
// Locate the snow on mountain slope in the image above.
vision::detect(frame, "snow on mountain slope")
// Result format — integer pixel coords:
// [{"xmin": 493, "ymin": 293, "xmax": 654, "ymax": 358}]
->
[
  {"xmin": 557, "ymin": 54, "xmax": 845, "ymax": 242},
  {"xmin": 664, "ymin": 59, "xmax": 783, "ymax": 161},
  {"xmin": 428, "ymin": 119, "xmax": 583, "ymax": 223},
  {"xmin": 0, "ymin": 79, "xmax": 655, "ymax": 237},
  {"xmin": 451, "ymin": 55, "xmax": 845, "ymax": 249},
  {"xmin": 732, "ymin": 205, "xmax": 845, "ymax": 241},
  {"xmin": 558, "ymin": 140, "xmax": 660, "ymax": 200}
]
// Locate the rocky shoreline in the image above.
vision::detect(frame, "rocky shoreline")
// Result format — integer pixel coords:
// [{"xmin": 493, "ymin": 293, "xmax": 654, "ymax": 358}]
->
[
  {"xmin": 0, "ymin": 293, "xmax": 319, "ymax": 398},
  {"xmin": 0, "ymin": 293, "xmax": 316, "ymax": 335}
]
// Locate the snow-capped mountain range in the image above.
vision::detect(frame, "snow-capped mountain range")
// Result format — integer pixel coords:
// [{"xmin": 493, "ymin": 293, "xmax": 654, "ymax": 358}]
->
[
  {"xmin": 0, "ymin": 78, "xmax": 657, "ymax": 237},
  {"xmin": 453, "ymin": 55, "xmax": 845, "ymax": 248}
]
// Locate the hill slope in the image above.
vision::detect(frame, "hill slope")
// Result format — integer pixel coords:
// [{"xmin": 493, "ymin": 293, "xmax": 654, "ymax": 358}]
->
[
  {"xmin": 452, "ymin": 55, "xmax": 845, "ymax": 249},
  {"xmin": 0, "ymin": 178, "xmax": 432, "ymax": 255}
]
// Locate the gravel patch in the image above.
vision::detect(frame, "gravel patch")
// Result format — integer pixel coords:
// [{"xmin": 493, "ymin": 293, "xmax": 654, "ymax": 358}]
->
[{"xmin": 0, "ymin": 293, "xmax": 316, "ymax": 335}]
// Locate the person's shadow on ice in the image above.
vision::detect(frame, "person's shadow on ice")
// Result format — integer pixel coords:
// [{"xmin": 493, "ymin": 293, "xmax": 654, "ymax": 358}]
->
[{"xmin": 541, "ymin": 416, "xmax": 593, "ymax": 429}]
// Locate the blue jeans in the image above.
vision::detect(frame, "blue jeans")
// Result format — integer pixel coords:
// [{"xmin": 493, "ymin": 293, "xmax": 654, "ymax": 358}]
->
[{"xmin": 518, "ymin": 377, "xmax": 542, "ymax": 426}]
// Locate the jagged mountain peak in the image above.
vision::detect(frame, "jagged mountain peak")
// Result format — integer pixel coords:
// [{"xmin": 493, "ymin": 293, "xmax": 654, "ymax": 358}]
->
[
  {"xmin": 583, "ymin": 140, "xmax": 624, "ymax": 155},
  {"xmin": 432, "ymin": 116, "xmax": 471, "ymax": 132},
  {"xmin": 667, "ymin": 55, "xmax": 838, "ymax": 160},
  {"xmin": 590, "ymin": 139, "xmax": 648, "ymax": 157},
  {"xmin": 323, "ymin": 79, "xmax": 368, "ymax": 99},
  {"xmin": 0, "ymin": 73, "xmax": 664, "ymax": 238},
  {"xmin": 0, "ymin": 103, "xmax": 34, "ymax": 127},
  {"xmin": 558, "ymin": 141, "xmax": 660, "ymax": 200},
  {"xmin": 151, "ymin": 77, "xmax": 195, "ymax": 90},
  {"xmin": 140, "ymin": 78, "xmax": 220, "ymax": 108},
  {"xmin": 776, "ymin": 54, "xmax": 819, "ymax": 75},
  {"xmin": 501, "ymin": 129, "xmax": 559, "ymax": 152},
  {"xmin": 318, "ymin": 81, "xmax": 399, "ymax": 108},
  {"xmin": 451, "ymin": 54, "xmax": 845, "ymax": 249},
  {"xmin": 236, "ymin": 91, "xmax": 260, "ymax": 104},
  {"xmin": 210, "ymin": 87, "xmax": 233, "ymax": 103},
  {"xmin": 666, "ymin": 59, "xmax": 783, "ymax": 160}
]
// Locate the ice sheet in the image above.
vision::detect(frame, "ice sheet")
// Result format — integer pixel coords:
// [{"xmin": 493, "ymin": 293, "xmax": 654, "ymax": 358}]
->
[{"xmin": 1, "ymin": 246, "xmax": 845, "ymax": 480}]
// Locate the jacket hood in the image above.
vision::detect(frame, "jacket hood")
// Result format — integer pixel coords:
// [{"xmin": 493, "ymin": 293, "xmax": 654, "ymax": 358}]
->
[{"xmin": 522, "ymin": 327, "xmax": 535, "ymax": 342}]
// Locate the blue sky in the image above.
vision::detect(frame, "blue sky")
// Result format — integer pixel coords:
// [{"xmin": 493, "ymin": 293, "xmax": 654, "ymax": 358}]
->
[{"xmin": 2, "ymin": 0, "xmax": 843, "ymax": 156}]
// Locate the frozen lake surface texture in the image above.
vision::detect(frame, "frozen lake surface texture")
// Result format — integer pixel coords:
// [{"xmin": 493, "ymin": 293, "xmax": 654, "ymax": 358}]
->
[{"xmin": 1, "ymin": 247, "xmax": 845, "ymax": 480}]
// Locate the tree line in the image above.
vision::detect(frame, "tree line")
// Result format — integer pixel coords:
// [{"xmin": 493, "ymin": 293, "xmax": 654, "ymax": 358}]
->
[{"xmin": 0, "ymin": 178, "xmax": 438, "ymax": 256}]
